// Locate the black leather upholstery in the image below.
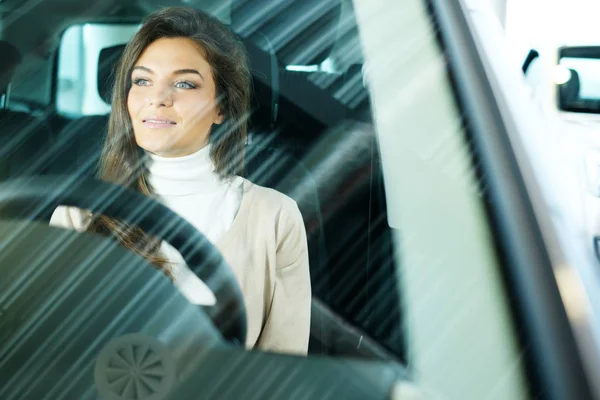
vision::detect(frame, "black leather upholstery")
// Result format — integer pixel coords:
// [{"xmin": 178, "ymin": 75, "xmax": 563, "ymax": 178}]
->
[
  {"xmin": 0, "ymin": 40, "xmax": 53, "ymax": 181},
  {"xmin": 233, "ymin": 1, "xmax": 403, "ymax": 359},
  {"xmin": 231, "ymin": 0, "xmax": 346, "ymax": 355},
  {"xmin": 231, "ymin": 0, "xmax": 341, "ymax": 66},
  {"xmin": 49, "ymin": 45, "xmax": 121, "ymax": 177},
  {"xmin": 98, "ymin": 44, "xmax": 125, "ymax": 104},
  {"xmin": 0, "ymin": 110, "xmax": 53, "ymax": 180}
]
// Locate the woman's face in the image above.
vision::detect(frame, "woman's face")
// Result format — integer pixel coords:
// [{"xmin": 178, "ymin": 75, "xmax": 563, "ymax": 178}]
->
[{"xmin": 127, "ymin": 37, "xmax": 223, "ymax": 158}]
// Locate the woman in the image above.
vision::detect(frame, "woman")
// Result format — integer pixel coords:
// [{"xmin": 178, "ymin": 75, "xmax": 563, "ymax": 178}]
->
[{"xmin": 50, "ymin": 6, "xmax": 311, "ymax": 355}]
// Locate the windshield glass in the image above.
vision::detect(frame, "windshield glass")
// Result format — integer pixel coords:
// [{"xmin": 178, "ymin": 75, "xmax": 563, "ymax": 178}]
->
[
  {"xmin": 0, "ymin": 0, "xmax": 404, "ymax": 360},
  {"xmin": 0, "ymin": 0, "xmax": 532, "ymax": 398}
]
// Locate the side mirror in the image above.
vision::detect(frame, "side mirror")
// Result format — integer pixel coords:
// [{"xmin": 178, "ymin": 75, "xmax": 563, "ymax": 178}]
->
[{"xmin": 556, "ymin": 46, "xmax": 600, "ymax": 114}]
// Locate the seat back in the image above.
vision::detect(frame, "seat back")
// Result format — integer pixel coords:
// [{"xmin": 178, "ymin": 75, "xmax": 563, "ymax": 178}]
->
[
  {"xmin": 232, "ymin": 0, "xmax": 346, "ymax": 355},
  {"xmin": 0, "ymin": 40, "xmax": 54, "ymax": 181},
  {"xmin": 0, "ymin": 110, "xmax": 53, "ymax": 180},
  {"xmin": 48, "ymin": 44, "xmax": 123, "ymax": 177}
]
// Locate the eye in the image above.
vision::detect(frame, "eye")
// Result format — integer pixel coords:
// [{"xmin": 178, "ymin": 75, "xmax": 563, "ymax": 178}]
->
[
  {"xmin": 132, "ymin": 78, "xmax": 150, "ymax": 86},
  {"xmin": 174, "ymin": 81, "xmax": 197, "ymax": 89}
]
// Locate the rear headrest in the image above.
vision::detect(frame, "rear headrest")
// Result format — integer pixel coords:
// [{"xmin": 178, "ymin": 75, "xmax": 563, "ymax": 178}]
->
[
  {"xmin": 231, "ymin": 0, "xmax": 341, "ymax": 66},
  {"xmin": 0, "ymin": 40, "xmax": 22, "ymax": 93},
  {"xmin": 97, "ymin": 44, "xmax": 126, "ymax": 104},
  {"xmin": 0, "ymin": 40, "xmax": 22, "ymax": 73}
]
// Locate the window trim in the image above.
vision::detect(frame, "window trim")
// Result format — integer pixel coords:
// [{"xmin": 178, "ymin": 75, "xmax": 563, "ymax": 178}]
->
[{"xmin": 425, "ymin": 0, "xmax": 595, "ymax": 398}]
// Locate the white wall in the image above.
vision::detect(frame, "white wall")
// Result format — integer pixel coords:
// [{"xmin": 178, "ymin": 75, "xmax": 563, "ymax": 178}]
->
[
  {"xmin": 506, "ymin": 0, "xmax": 600, "ymax": 61},
  {"xmin": 488, "ymin": 0, "xmax": 507, "ymax": 28}
]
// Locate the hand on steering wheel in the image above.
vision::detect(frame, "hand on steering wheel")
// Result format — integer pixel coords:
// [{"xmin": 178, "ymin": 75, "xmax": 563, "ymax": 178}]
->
[{"xmin": 0, "ymin": 175, "xmax": 247, "ymax": 345}]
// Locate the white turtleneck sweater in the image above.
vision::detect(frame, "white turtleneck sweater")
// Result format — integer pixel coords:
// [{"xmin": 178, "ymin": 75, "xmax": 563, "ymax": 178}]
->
[
  {"xmin": 144, "ymin": 146, "xmax": 243, "ymax": 307},
  {"xmin": 49, "ymin": 145, "xmax": 311, "ymax": 355},
  {"xmin": 145, "ymin": 145, "xmax": 243, "ymax": 245}
]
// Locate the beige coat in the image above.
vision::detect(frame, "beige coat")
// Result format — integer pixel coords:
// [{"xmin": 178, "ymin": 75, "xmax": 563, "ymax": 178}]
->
[{"xmin": 50, "ymin": 180, "xmax": 311, "ymax": 355}]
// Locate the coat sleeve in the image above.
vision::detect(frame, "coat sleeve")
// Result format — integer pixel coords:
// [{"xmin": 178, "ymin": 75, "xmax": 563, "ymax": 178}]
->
[
  {"xmin": 255, "ymin": 200, "xmax": 312, "ymax": 355},
  {"xmin": 49, "ymin": 206, "xmax": 90, "ymax": 231}
]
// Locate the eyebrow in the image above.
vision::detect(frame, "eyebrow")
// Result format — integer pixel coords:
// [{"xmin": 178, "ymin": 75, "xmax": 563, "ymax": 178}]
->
[{"xmin": 132, "ymin": 66, "xmax": 205, "ymax": 81}]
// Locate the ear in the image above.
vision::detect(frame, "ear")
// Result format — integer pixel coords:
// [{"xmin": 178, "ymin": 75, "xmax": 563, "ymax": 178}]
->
[{"xmin": 214, "ymin": 109, "xmax": 224, "ymax": 125}]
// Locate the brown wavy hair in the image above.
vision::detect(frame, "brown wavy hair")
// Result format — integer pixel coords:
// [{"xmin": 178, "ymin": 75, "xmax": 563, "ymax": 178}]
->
[{"xmin": 87, "ymin": 7, "xmax": 251, "ymax": 277}]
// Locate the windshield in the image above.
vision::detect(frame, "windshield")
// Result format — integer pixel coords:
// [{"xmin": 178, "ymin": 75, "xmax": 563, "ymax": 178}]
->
[
  {"xmin": 0, "ymin": 0, "xmax": 533, "ymax": 399},
  {"xmin": 0, "ymin": 0, "xmax": 404, "ymax": 361}
]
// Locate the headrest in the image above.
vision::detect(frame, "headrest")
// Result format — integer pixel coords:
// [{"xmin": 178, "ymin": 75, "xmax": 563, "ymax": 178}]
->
[
  {"xmin": 242, "ymin": 37, "xmax": 279, "ymax": 126},
  {"xmin": 0, "ymin": 40, "xmax": 22, "ymax": 93},
  {"xmin": 0, "ymin": 40, "xmax": 22, "ymax": 72},
  {"xmin": 97, "ymin": 44, "xmax": 126, "ymax": 104},
  {"xmin": 231, "ymin": 0, "xmax": 341, "ymax": 66}
]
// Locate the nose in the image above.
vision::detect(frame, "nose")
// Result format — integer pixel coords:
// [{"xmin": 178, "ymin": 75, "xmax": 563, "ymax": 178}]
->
[{"xmin": 145, "ymin": 85, "xmax": 173, "ymax": 107}]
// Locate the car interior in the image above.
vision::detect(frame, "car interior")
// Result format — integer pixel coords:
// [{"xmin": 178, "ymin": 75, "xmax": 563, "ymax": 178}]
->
[
  {"xmin": 8, "ymin": 0, "xmax": 598, "ymax": 398},
  {"xmin": 0, "ymin": 0, "xmax": 405, "ymax": 386}
]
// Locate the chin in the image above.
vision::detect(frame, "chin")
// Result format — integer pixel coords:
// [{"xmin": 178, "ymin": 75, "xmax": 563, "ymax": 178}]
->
[{"xmin": 135, "ymin": 137, "xmax": 175, "ymax": 156}]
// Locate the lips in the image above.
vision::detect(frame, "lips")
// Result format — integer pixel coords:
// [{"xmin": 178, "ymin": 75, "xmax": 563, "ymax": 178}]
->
[
  {"xmin": 143, "ymin": 117, "xmax": 176, "ymax": 124},
  {"xmin": 142, "ymin": 116, "xmax": 177, "ymax": 129}
]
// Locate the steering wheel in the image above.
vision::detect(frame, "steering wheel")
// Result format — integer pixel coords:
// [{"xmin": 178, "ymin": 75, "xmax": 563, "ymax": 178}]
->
[{"xmin": 0, "ymin": 175, "xmax": 247, "ymax": 345}]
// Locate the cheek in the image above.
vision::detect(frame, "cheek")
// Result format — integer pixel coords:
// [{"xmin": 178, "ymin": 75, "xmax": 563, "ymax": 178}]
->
[
  {"xmin": 127, "ymin": 89, "xmax": 143, "ymax": 118},
  {"xmin": 179, "ymin": 96, "xmax": 217, "ymax": 125}
]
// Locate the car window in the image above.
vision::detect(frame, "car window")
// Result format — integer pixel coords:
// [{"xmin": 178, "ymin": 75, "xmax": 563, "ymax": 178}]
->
[
  {"xmin": 0, "ymin": 0, "xmax": 405, "ymax": 360},
  {"xmin": 0, "ymin": 0, "xmax": 544, "ymax": 398},
  {"xmin": 354, "ymin": 1, "xmax": 531, "ymax": 397},
  {"xmin": 557, "ymin": 50, "xmax": 600, "ymax": 114},
  {"xmin": 56, "ymin": 23, "xmax": 139, "ymax": 117}
]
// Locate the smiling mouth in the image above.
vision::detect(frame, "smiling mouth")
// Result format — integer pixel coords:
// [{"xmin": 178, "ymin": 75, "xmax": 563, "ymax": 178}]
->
[
  {"xmin": 143, "ymin": 118, "xmax": 176, "ymax": 124},
  {"xmin": 142, "ymin": 118, "xmax": 177, "ymax": 128}
]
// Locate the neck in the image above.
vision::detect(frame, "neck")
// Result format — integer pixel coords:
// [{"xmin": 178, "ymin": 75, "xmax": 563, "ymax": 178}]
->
[{"xmin": 145, "ymin": 144, "xmax": 225, "ymax": 196}]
